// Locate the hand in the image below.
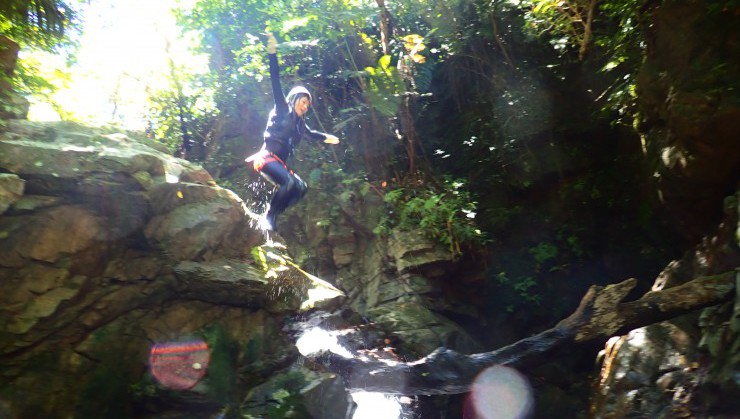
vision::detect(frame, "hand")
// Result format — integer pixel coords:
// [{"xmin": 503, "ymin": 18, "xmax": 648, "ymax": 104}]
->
[
  {"xmin": 323, "ymin": 134, "xmax": 340, "ymax": 145},
  {"xmin": 266, "ymin": 32, "xmax": 277, "ymax": 54}
]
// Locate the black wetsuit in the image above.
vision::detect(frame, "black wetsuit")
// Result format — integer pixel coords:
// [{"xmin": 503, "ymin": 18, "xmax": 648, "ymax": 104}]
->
[{"xmin": 258, "ymin": 53, "xmax": 329, "ymax": 228}]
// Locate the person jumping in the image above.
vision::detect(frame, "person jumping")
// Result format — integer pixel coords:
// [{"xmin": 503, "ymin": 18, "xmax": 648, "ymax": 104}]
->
[{"xmin": 246, "ymin": 32, "xmax": 340, "ymax": 231}]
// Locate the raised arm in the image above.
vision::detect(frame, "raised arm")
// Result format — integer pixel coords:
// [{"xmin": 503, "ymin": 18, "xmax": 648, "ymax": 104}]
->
[{"xmin": 266, "ymin": 33, "xmax": 289, "ymax": 115}]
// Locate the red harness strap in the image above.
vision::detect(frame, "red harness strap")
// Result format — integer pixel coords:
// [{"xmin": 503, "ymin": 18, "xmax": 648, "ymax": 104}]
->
[{"xmin": 247, "ymin": 150, "xmax": 287, "ymax": 172}]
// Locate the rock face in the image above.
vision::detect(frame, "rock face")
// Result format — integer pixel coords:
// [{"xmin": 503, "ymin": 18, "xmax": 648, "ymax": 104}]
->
[
  {"xmin": 0, "ymin": 121, "xmax": 339, "ymax": 418},
  {"xmin": 0, "ymin": 120, "xmax": 472, "ymax": 418},
  {"xmin": 636, "ymin": 0, "xmax": 740, "ymax": 242},
  {"xmin": 590, "ymin": 2, "xmax": 740, "ymax": 414},
  {"xmin": 283, "ymin": 183, "xmax": 484, "ymax": 358},
  {"xmin": 591, "ymin": 196, "xmax": 739, "ymax": 418}
]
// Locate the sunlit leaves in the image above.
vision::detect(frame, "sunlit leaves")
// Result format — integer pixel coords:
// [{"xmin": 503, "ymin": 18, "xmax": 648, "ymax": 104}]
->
[
  {"xmin": 402, "ymin": 34, "xmax": 427, "ymax": 64},
  {"xmin": 361, "ymin": 55, "xmax": 404, "ymax": 117},
  {"xmin": 523, "ymin": 0, "xmax": 599, "ymax": 58},
  {"xmin": 521, "ymin": 0, "xmax": 645, "ymax": 122},
  {"xmin": 0, "ymin": 0, "xmax": 75, "ymax": 42},
  {"xmin": 145, "ymin": 65, "xmax": 217, "ymax": 156},
  {"xmin": 282, "ymin": 16, "xmax": 315, "ymax": 33},
  {"xmin": 1, "ymin": 0, "xmax": 80, "ymax": 120}
]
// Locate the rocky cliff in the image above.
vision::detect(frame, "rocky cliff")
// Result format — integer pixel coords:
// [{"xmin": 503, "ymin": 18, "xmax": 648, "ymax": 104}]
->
[
  {"xmin": 1, "ymin": 0, "xmax": 738, "ymax": 416},
  {"xmin": 636, "ymin": 0, "xmax": 740, "ymax": 243},
  {"xmin": 589, "ymin": 2, "xmax": 740, "ymax": 415},
  {"xmin": 591, "ymin": 196, "xmax": 739, "ymax": 418},
  {"xmin": 0, "ymin": 121, "xmax": 325, "ymax": 417},
  {"xmin": 0, "ymin": 120, "xmax": 480, "ymax": 418}
]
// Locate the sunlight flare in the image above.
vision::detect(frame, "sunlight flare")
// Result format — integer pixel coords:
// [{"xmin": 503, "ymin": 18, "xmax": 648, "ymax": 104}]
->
[{"xmin": 27, "ymin": 0, "xmax": 209, "ymax": 129}]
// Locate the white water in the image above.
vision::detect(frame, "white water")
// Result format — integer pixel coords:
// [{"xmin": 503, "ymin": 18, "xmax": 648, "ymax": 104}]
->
[{"xmin": 296, "ymin": 327, "xmax": 403, "ymax": 419}]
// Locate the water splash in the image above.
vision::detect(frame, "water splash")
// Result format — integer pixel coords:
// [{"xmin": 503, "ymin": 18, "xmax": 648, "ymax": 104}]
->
[
  {"xmin": 294, "ymin": 327, "xmax": 403, "ymax": 419},
  {"xmin": 351, "ymin": 391, "xmax": 403, "ymax": 419},
  {"xmin": 295, "ymin": 327, "xmax": 353, "ymax": 359}
]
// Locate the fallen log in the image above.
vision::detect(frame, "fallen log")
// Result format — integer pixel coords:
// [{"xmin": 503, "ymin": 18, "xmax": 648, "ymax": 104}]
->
[{"xmin": 314, "ymin": 271, "xmax": 737, "ymax": 395}]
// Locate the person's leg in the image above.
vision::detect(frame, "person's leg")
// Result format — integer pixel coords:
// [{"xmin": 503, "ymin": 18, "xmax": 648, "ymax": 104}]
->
[
  {"xmin": 261, "ymin": 161, "xmax": 290, "ymax": 208},
  {"xmin": 259, "ymin": 162, "xmax": 307, "ymax": 229},
  {"xmin": 283, "ymin": 172, "xmax": 308, "ymax": 208},
  {"xmin": 260, "ymin": 161, "xmax": 289, "ymax": 229}
]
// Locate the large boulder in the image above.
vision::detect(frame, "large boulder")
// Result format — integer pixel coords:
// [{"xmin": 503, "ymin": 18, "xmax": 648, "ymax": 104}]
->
[
  {"xmin": 0, "ymin": 173, "xmax": 24, "ymax": 215},
  {"xmin": 0, "ymin": 121, "xmax": 332, "ymax": 418}
]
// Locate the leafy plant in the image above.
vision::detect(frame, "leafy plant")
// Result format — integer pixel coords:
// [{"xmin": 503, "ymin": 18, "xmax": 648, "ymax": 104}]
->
[
  {"xmin": 145, "ymin": 71, "xmax": 217, "ymax": 158},
  {"xmin": 0, "ymin": 0, "xmax": 76, "ymax": 48},
  {"xmin": 496, "ymin": 271, "xmax": 542, "ymax": 308},
  {"xmin": 1, "ymin": 0, "xmax": 80, "ymax": 120},
  {"xmin": 529, "ymin": 242, "xmax": 558, "ymax": 265},
  {"xmin": 360, "ymin": 55, "xmax": 405, "ymax": 117},
  {"xmin": 375, "ymin": 178, "xmax": 487, "ymax": 257},
  {"xmin": 523, "ymin": 0, "xmax": 599, "ymax": 59},
  {"xmin": 521, "ymin": 0, "xmax": 645, "ymax": 122}
]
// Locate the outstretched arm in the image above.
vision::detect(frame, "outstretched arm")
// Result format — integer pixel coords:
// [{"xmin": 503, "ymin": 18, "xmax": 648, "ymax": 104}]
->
[
  {"xmin": 266, "ymin": 33, "xmax": 289, "ymax": 115},
  {"xmin": 304, "ymin": 122, "xmax": 340, "ymax": 144}
]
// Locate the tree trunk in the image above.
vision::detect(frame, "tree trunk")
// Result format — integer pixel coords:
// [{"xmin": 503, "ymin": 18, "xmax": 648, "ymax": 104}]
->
[
  {"xmin": 375, "ymin": 0, "xmax": 392, "ymax": 56},
  {"xmin": 313, "ymin": 271, "xmax": 736, "ymax": 395}
]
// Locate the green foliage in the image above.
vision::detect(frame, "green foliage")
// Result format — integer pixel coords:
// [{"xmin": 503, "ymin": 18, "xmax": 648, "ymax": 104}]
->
[
  {"xmin": 12, "ymin": 48, "xmax": 75, "ymax": 117},
  {"xmin": 1, "ymin": 1, "xmax": 80, "ymax": 121},
  {"xmin": 522, "ymin": 0, "xmax": 602, "ymax": 57},
  {"xmin": 239, "ymin": 370, "xmax": 311, "ymax": 418},
  {"xmin": 495, "ymin": 271, "xmax": 542, "ymax": 310},
  {"xmin": 521, "ymin": 0, "xmax": 645, "ymax": 121},
  {"xmin": 529, "ymin": 241, "xmax": 558, "ymax": 265},
  {"xmin": 175, "ymin": 0, "xmax": 373, "ymax": 106},
  {"xmin": 145, "ymin": 70, "xmax": 217, "ymax": 157},
  {"xmin": 217, "ymin": 177, "xmax": 238, "ymax": 192},
  {"xmin": 375, "ymin": 178, "xmax": 487, "ymax": 256},
  {"xmin": 0, "ymin": 0, "xmax": 76, "ymax": 49},
  {"xmin": 263, "ymin": 388, "xmax": 311, "ymax": 418},
  {"xmin": 174, "ymin": 0, "xmax": 464, "ymax": 177},
  {"xmin": 593, "ymin": 0, "xmax": 644, "ymax": 120},
  {"xmin": 360, "ymin": 55, "xmax": 404, "ymax": 117}
]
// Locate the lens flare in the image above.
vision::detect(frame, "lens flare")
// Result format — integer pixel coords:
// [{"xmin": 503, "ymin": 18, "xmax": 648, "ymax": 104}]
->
[
  {"xmin": 465, "ymin": 365, "xmax": 534, "ymax": 419},
  {"xmin": 149, "ymin": 339, "xmax": 209, "ymax": 390}
]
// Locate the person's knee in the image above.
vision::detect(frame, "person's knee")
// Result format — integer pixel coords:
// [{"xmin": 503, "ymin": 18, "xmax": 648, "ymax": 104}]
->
[
  {"xmin": 285, "ymin": 175, "xmax": 308, "ymax": 203},
  {"xmin": 293, "ymin": 174, "xmax": 308, "ymax": 197}
]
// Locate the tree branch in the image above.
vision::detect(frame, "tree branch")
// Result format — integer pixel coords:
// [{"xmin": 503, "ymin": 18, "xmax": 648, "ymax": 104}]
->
[
  {"xmin": 579, "ymin": 0, "xmax": 598, "ymax": 60},
  {"xmin": 313, "ymin": 271, "xmax": 736, "ymax": 395}
]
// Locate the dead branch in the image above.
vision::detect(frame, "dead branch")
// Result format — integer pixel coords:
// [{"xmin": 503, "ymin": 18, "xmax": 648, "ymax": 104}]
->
[{"xmin": 314, "ymin": 271, "xmax": 736, "ymax": 395}]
